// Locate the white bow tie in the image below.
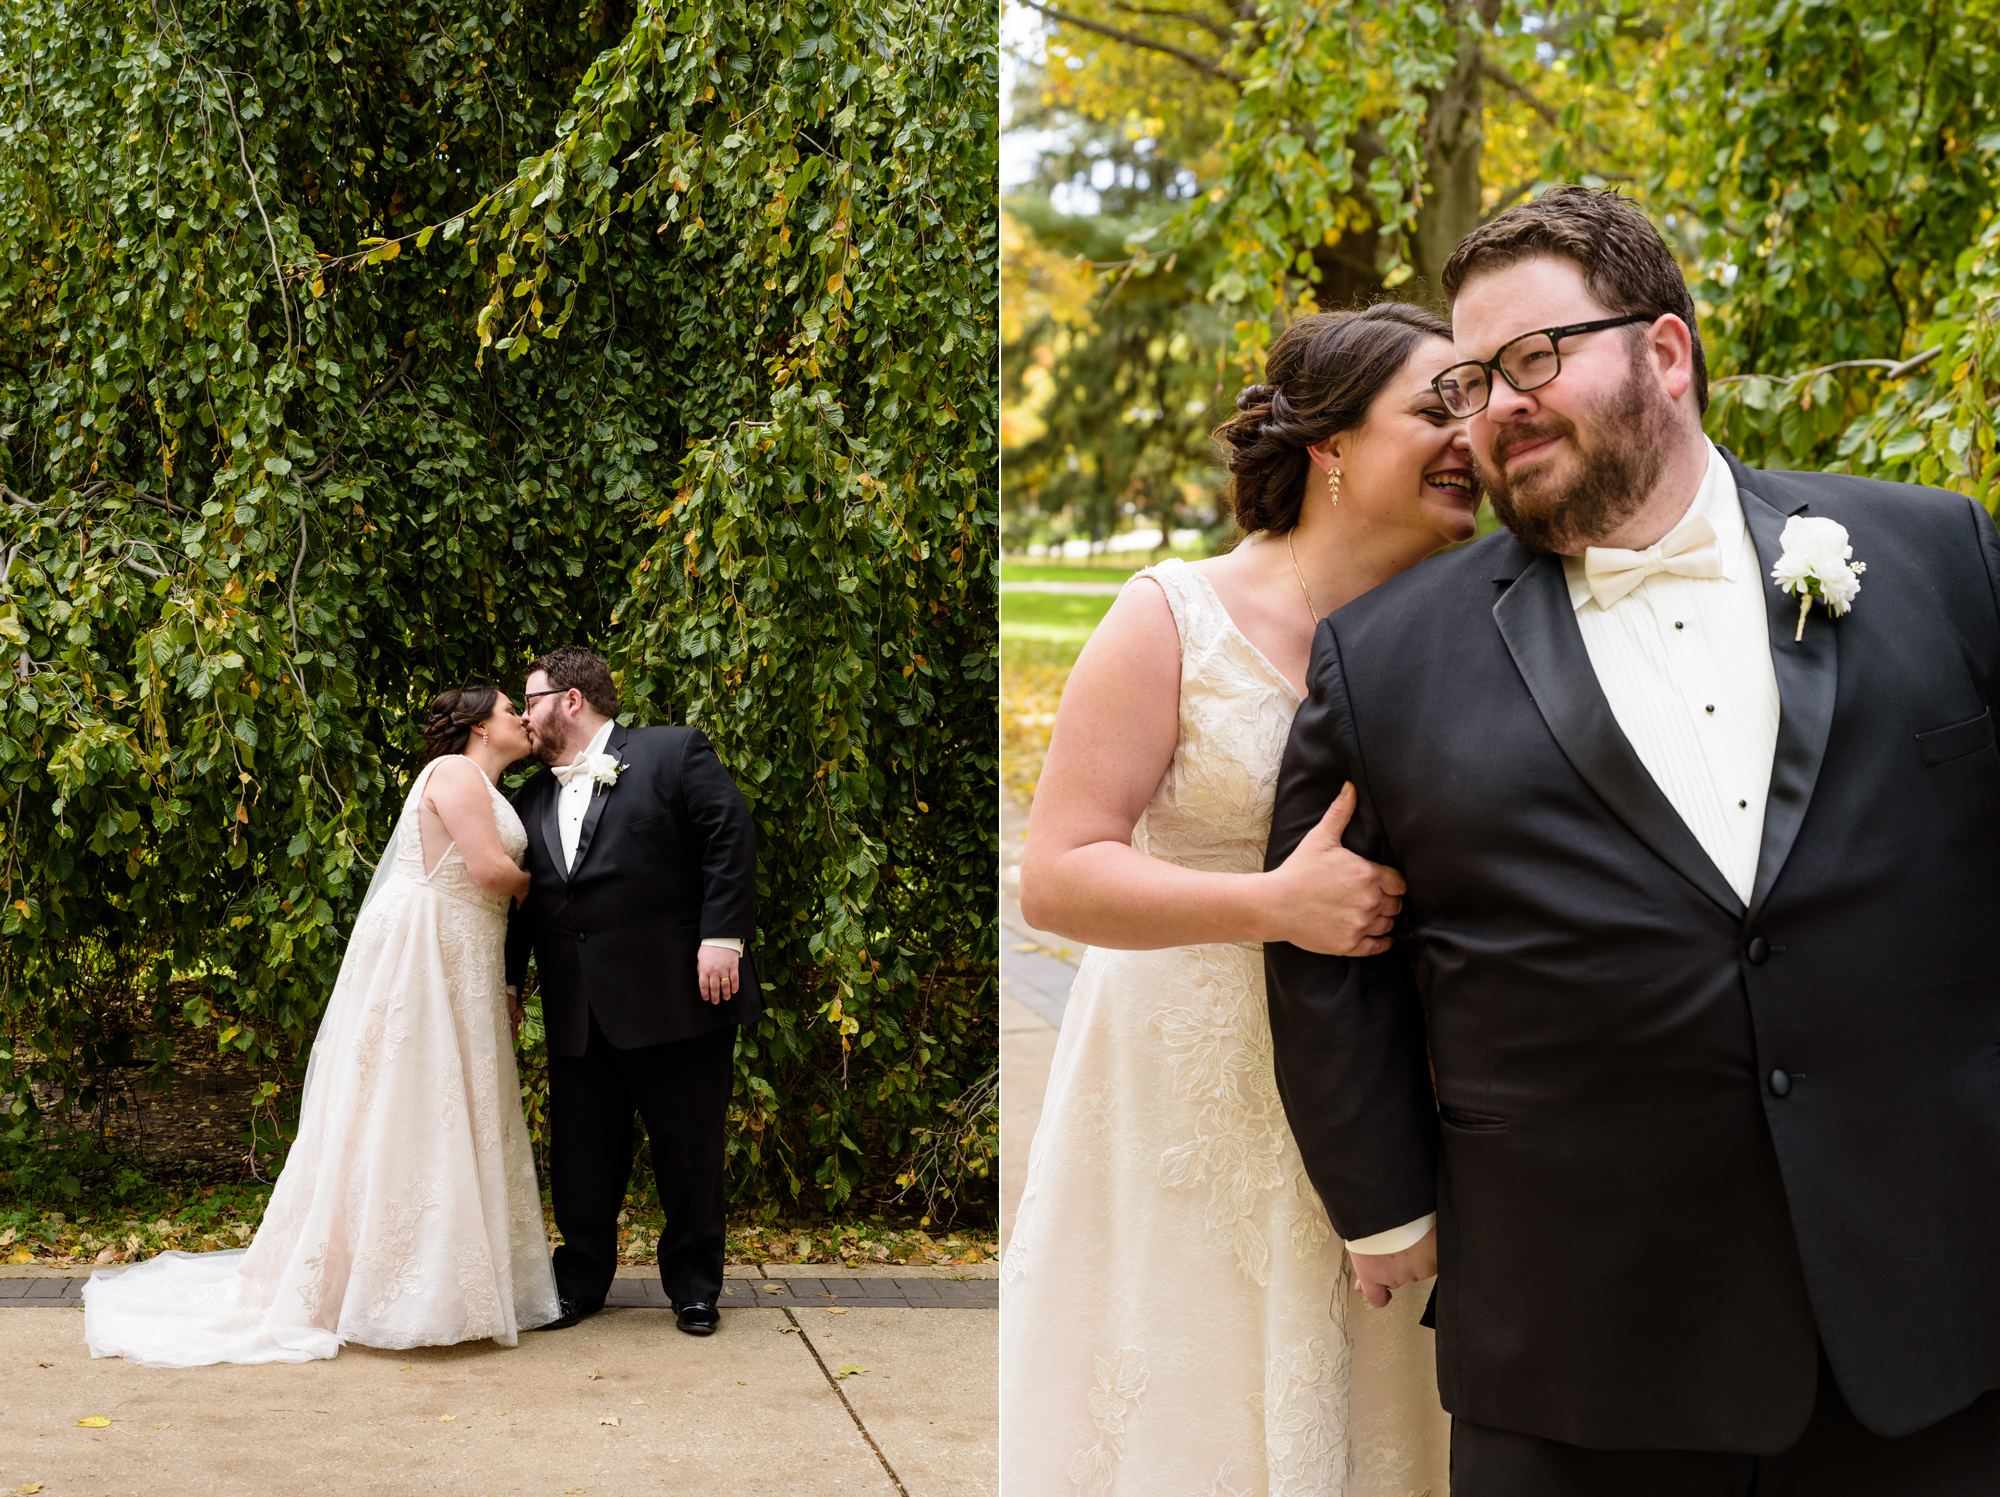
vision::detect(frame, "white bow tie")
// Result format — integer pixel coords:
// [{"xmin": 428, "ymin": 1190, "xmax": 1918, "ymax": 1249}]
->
[
  {"xmin": 1583, "ymin": 511, "xmax": 1721, "ymax": 608},
  {"xmin": 550, "ymin": 755, "xmax": 593, "ymax": 788}
]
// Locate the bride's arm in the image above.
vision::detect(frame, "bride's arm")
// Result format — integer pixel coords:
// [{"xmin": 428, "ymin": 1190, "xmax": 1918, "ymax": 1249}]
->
[
  {"xmin": 1019, "ymin": 579, "xmax": 1402, "ymax": 955},
  {"xmin": 426, "ymin": 759, "xmax": 532, "ymax": 901}
]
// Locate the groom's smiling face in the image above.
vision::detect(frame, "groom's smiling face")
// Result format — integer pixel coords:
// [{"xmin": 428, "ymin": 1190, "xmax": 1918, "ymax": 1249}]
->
[{"xmin": 1452, "ymin": 256, "xmax": 1686, "ymax": 554}]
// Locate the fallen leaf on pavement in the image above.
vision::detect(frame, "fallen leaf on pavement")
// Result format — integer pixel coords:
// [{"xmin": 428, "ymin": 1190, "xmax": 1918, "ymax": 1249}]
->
[
  {"xmin": 565, "ymin": 1488, "xmax": 586, "ymax": 1494},
  {"xmin": 76, "ymin": 1416, "xmax": 113, "ymax": 1427},
  {"xmin": 37, "ymin": 1361, "xmax": 52, "ymax": 1368},
  {"xmin": 628, "ymin": 1399, "xmax": 647, "ymax": 1406},
  {"xmin": 597, "ymin": 1415, "xmax": 620, "ymax": 1426},
  {"xmin": 736, "ymin": 1380, "xmax": 746, "ymax": 1386},
  {"xmin": 155, "ymin": 1423, "xmax": 171, "ymax": 1429},
  {"xmin": 587, "ymin": 1369, "xmax": 602, "ymax": 1380},
  {"xmin": 835, "ymin": 1365, "xmax": 868, "ymax": 1379},
  {"xmin": 437, "ymin": 1414, "xmax": 456, "ymax": 1422},
  {"xmin": 399, "ymin": 1365, "xmax": 412, "ymax": 1371},
  {"xmin": 15, "ymin": 1482, "xmax": 45, "ymax": 1494},
  {"xmin": 826, "ymin": 1308, "xmax": 848, "ymax": 1315}
]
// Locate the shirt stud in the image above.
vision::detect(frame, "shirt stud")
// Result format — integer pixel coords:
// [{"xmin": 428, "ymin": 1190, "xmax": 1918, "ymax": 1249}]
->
[
  {"xmin": 1674, "ymin": 621, "xmax": 1684, "ymax": 630},
  {"xmin": 1705, "ymin": 704, "xmax": 1715, "ymax": 714},
  {"xmin": 1738, "ymin": 799, "xmax": 1747, "ymax": 808}
]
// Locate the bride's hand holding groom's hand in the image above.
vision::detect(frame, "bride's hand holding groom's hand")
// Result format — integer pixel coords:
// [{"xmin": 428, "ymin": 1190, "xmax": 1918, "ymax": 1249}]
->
[{"xmin": 1262, "ymin": 781, "xmax": 1406, "ymax": 957}]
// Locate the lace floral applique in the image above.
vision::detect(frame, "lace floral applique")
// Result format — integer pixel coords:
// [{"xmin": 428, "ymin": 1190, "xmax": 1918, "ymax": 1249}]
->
[
  {"xmin": 297, "ymin": 1242, "xmax": 332, "ymax": 1323},
  {"xmin": 351, "ymin": 992, "xmax": 410, "ymax": 1112},
  {"xmin": 353, "ymin": 1178, "xmax": 442, "ymax": 1321},
  {"xmin": 1150, "ymin": 949, "xmax": 1288, "ymax": 1286},
  {"xmin": 453, "ymin": 1243, "xmax": 503, "ymax": 1340},
  {"xmin": 1069, "ymin": 1346, "xmax": 1149, "ymax": 1497},
  {"xmin": 1250, "ymin": 1337, "xmax": 1344, "ymax": 1497}
]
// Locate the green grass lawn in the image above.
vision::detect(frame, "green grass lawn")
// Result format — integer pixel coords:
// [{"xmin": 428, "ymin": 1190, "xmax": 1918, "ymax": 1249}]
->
[{"xmin": 999, "ymin": 587, "xmax": 1120, "ymax": 645}]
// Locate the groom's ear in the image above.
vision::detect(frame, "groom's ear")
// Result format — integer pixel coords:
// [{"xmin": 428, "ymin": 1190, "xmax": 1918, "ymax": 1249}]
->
[{"xmin": 1647, "ymin": 314, "xmax": 1696, "ymax": 406}]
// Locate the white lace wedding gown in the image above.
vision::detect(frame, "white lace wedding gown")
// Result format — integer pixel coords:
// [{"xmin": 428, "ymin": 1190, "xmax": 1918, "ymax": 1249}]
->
[
  {"xmin": 1001, "ymin": 559, "xmax": 1450, "ymax": 1496},
  {"xmin": 84, "ymin": 758, "xmax": 560, "ymax": 1365}
]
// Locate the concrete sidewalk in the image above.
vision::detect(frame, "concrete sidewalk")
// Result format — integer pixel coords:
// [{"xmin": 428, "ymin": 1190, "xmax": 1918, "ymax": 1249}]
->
[{"xmin": 1, "ymin": 1266, "xmax": 994, "ymax": 1497}]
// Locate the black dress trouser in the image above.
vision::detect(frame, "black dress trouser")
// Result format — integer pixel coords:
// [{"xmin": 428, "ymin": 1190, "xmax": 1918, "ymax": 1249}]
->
[
  {"xmin": 547, "ymin": 1013, "xmax": 734, "ymax": 1309},
  {"xmin": 1452, "ymin": 1349, "xmax": 2000, "ymax": 1496}
]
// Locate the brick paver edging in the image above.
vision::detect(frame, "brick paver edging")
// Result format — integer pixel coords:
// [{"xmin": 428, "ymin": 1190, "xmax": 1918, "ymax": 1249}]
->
[{"xmin": 0, "ymin": 1274, "xmax": 997, "ymax": 1310}]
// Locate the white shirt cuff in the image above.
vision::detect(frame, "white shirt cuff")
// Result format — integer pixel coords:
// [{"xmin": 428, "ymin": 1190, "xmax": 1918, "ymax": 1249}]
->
[
  {"xmin": 1345, "ymin": 1213, "xmax": 1436, "ymax": 1256},
  {"xmin": 504, "ymin": 985, "xmax": 519, "ymax": 998},
  {"xmin": 700, "ymin": 938, "xmax": 743, "ymax": 954}
]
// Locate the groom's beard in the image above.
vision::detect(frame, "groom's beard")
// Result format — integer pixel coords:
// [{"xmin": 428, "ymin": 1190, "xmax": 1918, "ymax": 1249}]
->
[
  {"xmin": 530, "ymin": 717, "xmax": 580, "ymax": 768},
  {"xmin": 1477, "ymin": 354, "xmax": 1674, "ymax": 554}
]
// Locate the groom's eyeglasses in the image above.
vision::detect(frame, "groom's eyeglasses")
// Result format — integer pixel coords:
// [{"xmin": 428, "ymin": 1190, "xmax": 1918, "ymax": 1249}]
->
[
  {"xmin": 521, "ymin": 688, "xmax": 570, "ymax": 708},
  {"xmin": 1431, "ymin": 314, "xmax": 1656, "ymax": 418}
]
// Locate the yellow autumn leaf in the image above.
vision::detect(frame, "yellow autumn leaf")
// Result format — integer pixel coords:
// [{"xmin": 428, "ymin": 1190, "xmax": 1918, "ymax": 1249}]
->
[
  {"xmin": 76, "ymin": 1415, "xmax": 113, "ymax": 1427},
  {"xmin": 15, "ymin": 1483, "xmax": 45, "ymax": 1494},
  {"xmin": 825, "ymin": 1307, "xmax": 848, "ymax": 1315},
  {"xmin": 310, "ymin": 277, "xmax": 324, "ymax": 297},
  {"xmin": 436, "ymin": 1414, "xmax": 455, "ymax": 1422},
  {"xmin": 587, "ymin": 1369, "xmax": 602, "ymax": 1380},
  {"xmin": 835, "ymin": 1365, "xmax": 867, "ymax": 1378},
  {"xmin": 6, "ymin": 1248, "xmax": 33, "ymax": 1264},
  {"xmin": 597, "ymin": 1415, "xmax": 620, "ymax": 1426}
]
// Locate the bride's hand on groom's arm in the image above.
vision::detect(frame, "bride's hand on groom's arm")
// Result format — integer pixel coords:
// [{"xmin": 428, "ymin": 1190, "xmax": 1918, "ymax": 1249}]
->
[
  {"xmin": 1349, "ymin": 1228, "xmax": 1437, "ymax": 1310},
  {"xmin": 1262, "ymin": 781, "xmax": 1406, "ymax": 957}
]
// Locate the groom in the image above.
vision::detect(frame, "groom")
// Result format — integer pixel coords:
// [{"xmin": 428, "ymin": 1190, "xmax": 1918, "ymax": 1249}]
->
[
  {"xmin": 504, "ymin": 645, "xmax": 760, "ymax": 1336},
  {"xmin": 1266, "ymin": 186, "xmax": 2000, "ymax": 1492}
]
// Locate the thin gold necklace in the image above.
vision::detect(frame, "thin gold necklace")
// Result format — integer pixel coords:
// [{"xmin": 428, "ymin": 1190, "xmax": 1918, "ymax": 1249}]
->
[{"xmin": 1285, "ymin": 529, "xmax": 1317, "ymax": 624}]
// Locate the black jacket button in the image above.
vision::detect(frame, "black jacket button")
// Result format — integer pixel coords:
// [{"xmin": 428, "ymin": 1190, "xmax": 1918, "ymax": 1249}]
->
[
  {"xmin": 577, "ymin": 932, "xmax": 588, "ymax": 944},
  {"xmin": 1745, "ymin": 936, "xmax": 1770, "ymax": 965},
  {"xmin": 1769, "ymin": 1069, "xmax": 1792, "ymax": 1097}
]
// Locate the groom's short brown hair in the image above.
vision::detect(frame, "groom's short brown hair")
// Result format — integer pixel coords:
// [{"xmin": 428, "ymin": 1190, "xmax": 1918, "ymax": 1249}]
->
[
  {"xmin": 1441, "ymin": 185, "xmax": 1708, "ymax": 414},
  {"xmin": 527, "ymin": 645, "xmax": 619, "ymax": 718}
]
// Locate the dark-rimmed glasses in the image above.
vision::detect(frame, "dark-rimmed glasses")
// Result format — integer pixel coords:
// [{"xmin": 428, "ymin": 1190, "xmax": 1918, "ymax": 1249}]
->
[
  {"xmin": 521, "ymin": 687, "xmax": 572, "ymax": 708},
  {"xmin": 1431, "ymin": 314, "xmax": 1655, "ymax": 418}
]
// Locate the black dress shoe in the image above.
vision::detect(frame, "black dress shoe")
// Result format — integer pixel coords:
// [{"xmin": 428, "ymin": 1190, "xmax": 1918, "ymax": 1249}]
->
[
  {"xmin": 527, "ymin": 1296, "xmax": 601, "ymax": 1332},
  {"xmin": 673, "ymin": 1300, "xmax": 720, "ymax": 1336}
]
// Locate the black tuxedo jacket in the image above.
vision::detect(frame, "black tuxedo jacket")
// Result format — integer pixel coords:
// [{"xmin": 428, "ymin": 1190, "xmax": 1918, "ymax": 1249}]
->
[
  {"xmin": 505, "ymin": 722, "xmax": 761, "ymax": 1055},
  {"xmin": 1265, "ymin": 453, "xmax": 2000, "ymax": 1452}
]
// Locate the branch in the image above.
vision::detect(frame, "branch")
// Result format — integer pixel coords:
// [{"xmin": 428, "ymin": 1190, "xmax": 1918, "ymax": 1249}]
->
[
  {"xmin": 1017, "ymin": 0, "xmax": 1243, "ymax": 84},
  {"xmin": 212, "ymin": 67, "xmax": 298, "ymax": 366},
  {"xmin": 1108, "ymin": 1, "xmax": 1235, "ymax": 44},
  {"xmin": 1481, "ymin": 60, "xmax": 1560, "ymax": 130},
  {"xmin": 300, "ymin": 347, "xmax": 416, "ymax": 486},
  {"xmin": 1710, "ymin": 346, "xmax": 1943, "ymax": 388},
  {"xmin": 288, "ymin": 512, "xmax": 308, "ymax": 653}
]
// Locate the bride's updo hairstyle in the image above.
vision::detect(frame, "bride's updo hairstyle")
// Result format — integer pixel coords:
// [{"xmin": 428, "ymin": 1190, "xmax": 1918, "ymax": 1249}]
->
[
  {"xmin": 423, "ymin": 685, "xmax": 501, "ymax": 762},
  {"xmin": 1214, "ymin": 301, "xmax": 1453, "ymax": 534}
]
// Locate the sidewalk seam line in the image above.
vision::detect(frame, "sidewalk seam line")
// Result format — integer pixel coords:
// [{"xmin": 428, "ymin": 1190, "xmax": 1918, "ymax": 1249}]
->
[{"xmin": 782, "ymin": 1304, "xmax": 910, "ymax": 1497}]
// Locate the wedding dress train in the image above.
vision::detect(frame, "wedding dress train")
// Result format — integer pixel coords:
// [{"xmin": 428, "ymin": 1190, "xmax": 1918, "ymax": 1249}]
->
[
  {"xmin": 1001, "ymin": 558, "xmax": 1450, "ymax": 1496},
  {"xmin": 84, "ymin": 758, "xmax": 560, "ymax": 1365}
]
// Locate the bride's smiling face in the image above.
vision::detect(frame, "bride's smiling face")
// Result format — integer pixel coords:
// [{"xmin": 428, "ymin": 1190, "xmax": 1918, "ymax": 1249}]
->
[
  {"xmin": 480, "ymin": 692, "xmax": 532, "ymax": 761},
  {"xmin": 1321, "ymin": 336, "xmax": 1482, "ymax": 549}
]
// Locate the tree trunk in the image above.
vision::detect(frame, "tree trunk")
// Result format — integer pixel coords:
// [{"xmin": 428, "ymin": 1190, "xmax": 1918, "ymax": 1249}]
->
[{"xmin": 1412, "ymin": 22, "xmax": 1486, "ymax": 303}]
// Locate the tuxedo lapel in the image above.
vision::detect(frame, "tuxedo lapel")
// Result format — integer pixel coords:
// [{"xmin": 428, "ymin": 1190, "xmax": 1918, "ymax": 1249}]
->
[
  {"xmin": 568, "ymin": 721, "xmax": 629, "ymax": 879},
  {"xmin": 1732, "ymin": 459, "xmax": 1837, "ymax": 924},
  {"xmin": 1492, "ymin": 546, "xmax": 1744, "ymax": 918},
  {"xmin": 539, "ymin": 771, "xmax": 567, "ymax": 885}
]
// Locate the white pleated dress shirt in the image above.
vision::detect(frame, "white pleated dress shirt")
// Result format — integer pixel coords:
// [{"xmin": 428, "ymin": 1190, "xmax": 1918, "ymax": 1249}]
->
[{"xmin": 1345, "ymin": 441, "xmax": 1779, "ymax": 1258}]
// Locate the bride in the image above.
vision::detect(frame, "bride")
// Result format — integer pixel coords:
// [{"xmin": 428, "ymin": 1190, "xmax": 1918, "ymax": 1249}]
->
[
  {"xmin": 1002, "ymin": 302, "xmax": 1480, "ymax": 1494},
  {"xmin": 84, "ymin": 687, "xmax": 560, "ymax": 1364}
]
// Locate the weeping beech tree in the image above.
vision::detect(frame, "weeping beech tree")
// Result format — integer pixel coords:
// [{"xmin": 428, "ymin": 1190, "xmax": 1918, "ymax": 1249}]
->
[{"xmin": 0, "ymin": 0, "xmax": 997, "ymax": 1212}]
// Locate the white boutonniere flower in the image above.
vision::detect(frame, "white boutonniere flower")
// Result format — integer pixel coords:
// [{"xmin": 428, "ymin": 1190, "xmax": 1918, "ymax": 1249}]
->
[
  {"xmin": 1771, "ymin": 516, "xmax": 1866, "ymax": 641},
  {"xmin": 579, "ymin": 751, "xmax": 627, "ymax": 792}
]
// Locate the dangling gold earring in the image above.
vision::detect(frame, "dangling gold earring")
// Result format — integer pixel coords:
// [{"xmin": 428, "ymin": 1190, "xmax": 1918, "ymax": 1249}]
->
[{"xmin": 1330, "ymin": 466, "xmax": 1343, "ymax": 507}]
